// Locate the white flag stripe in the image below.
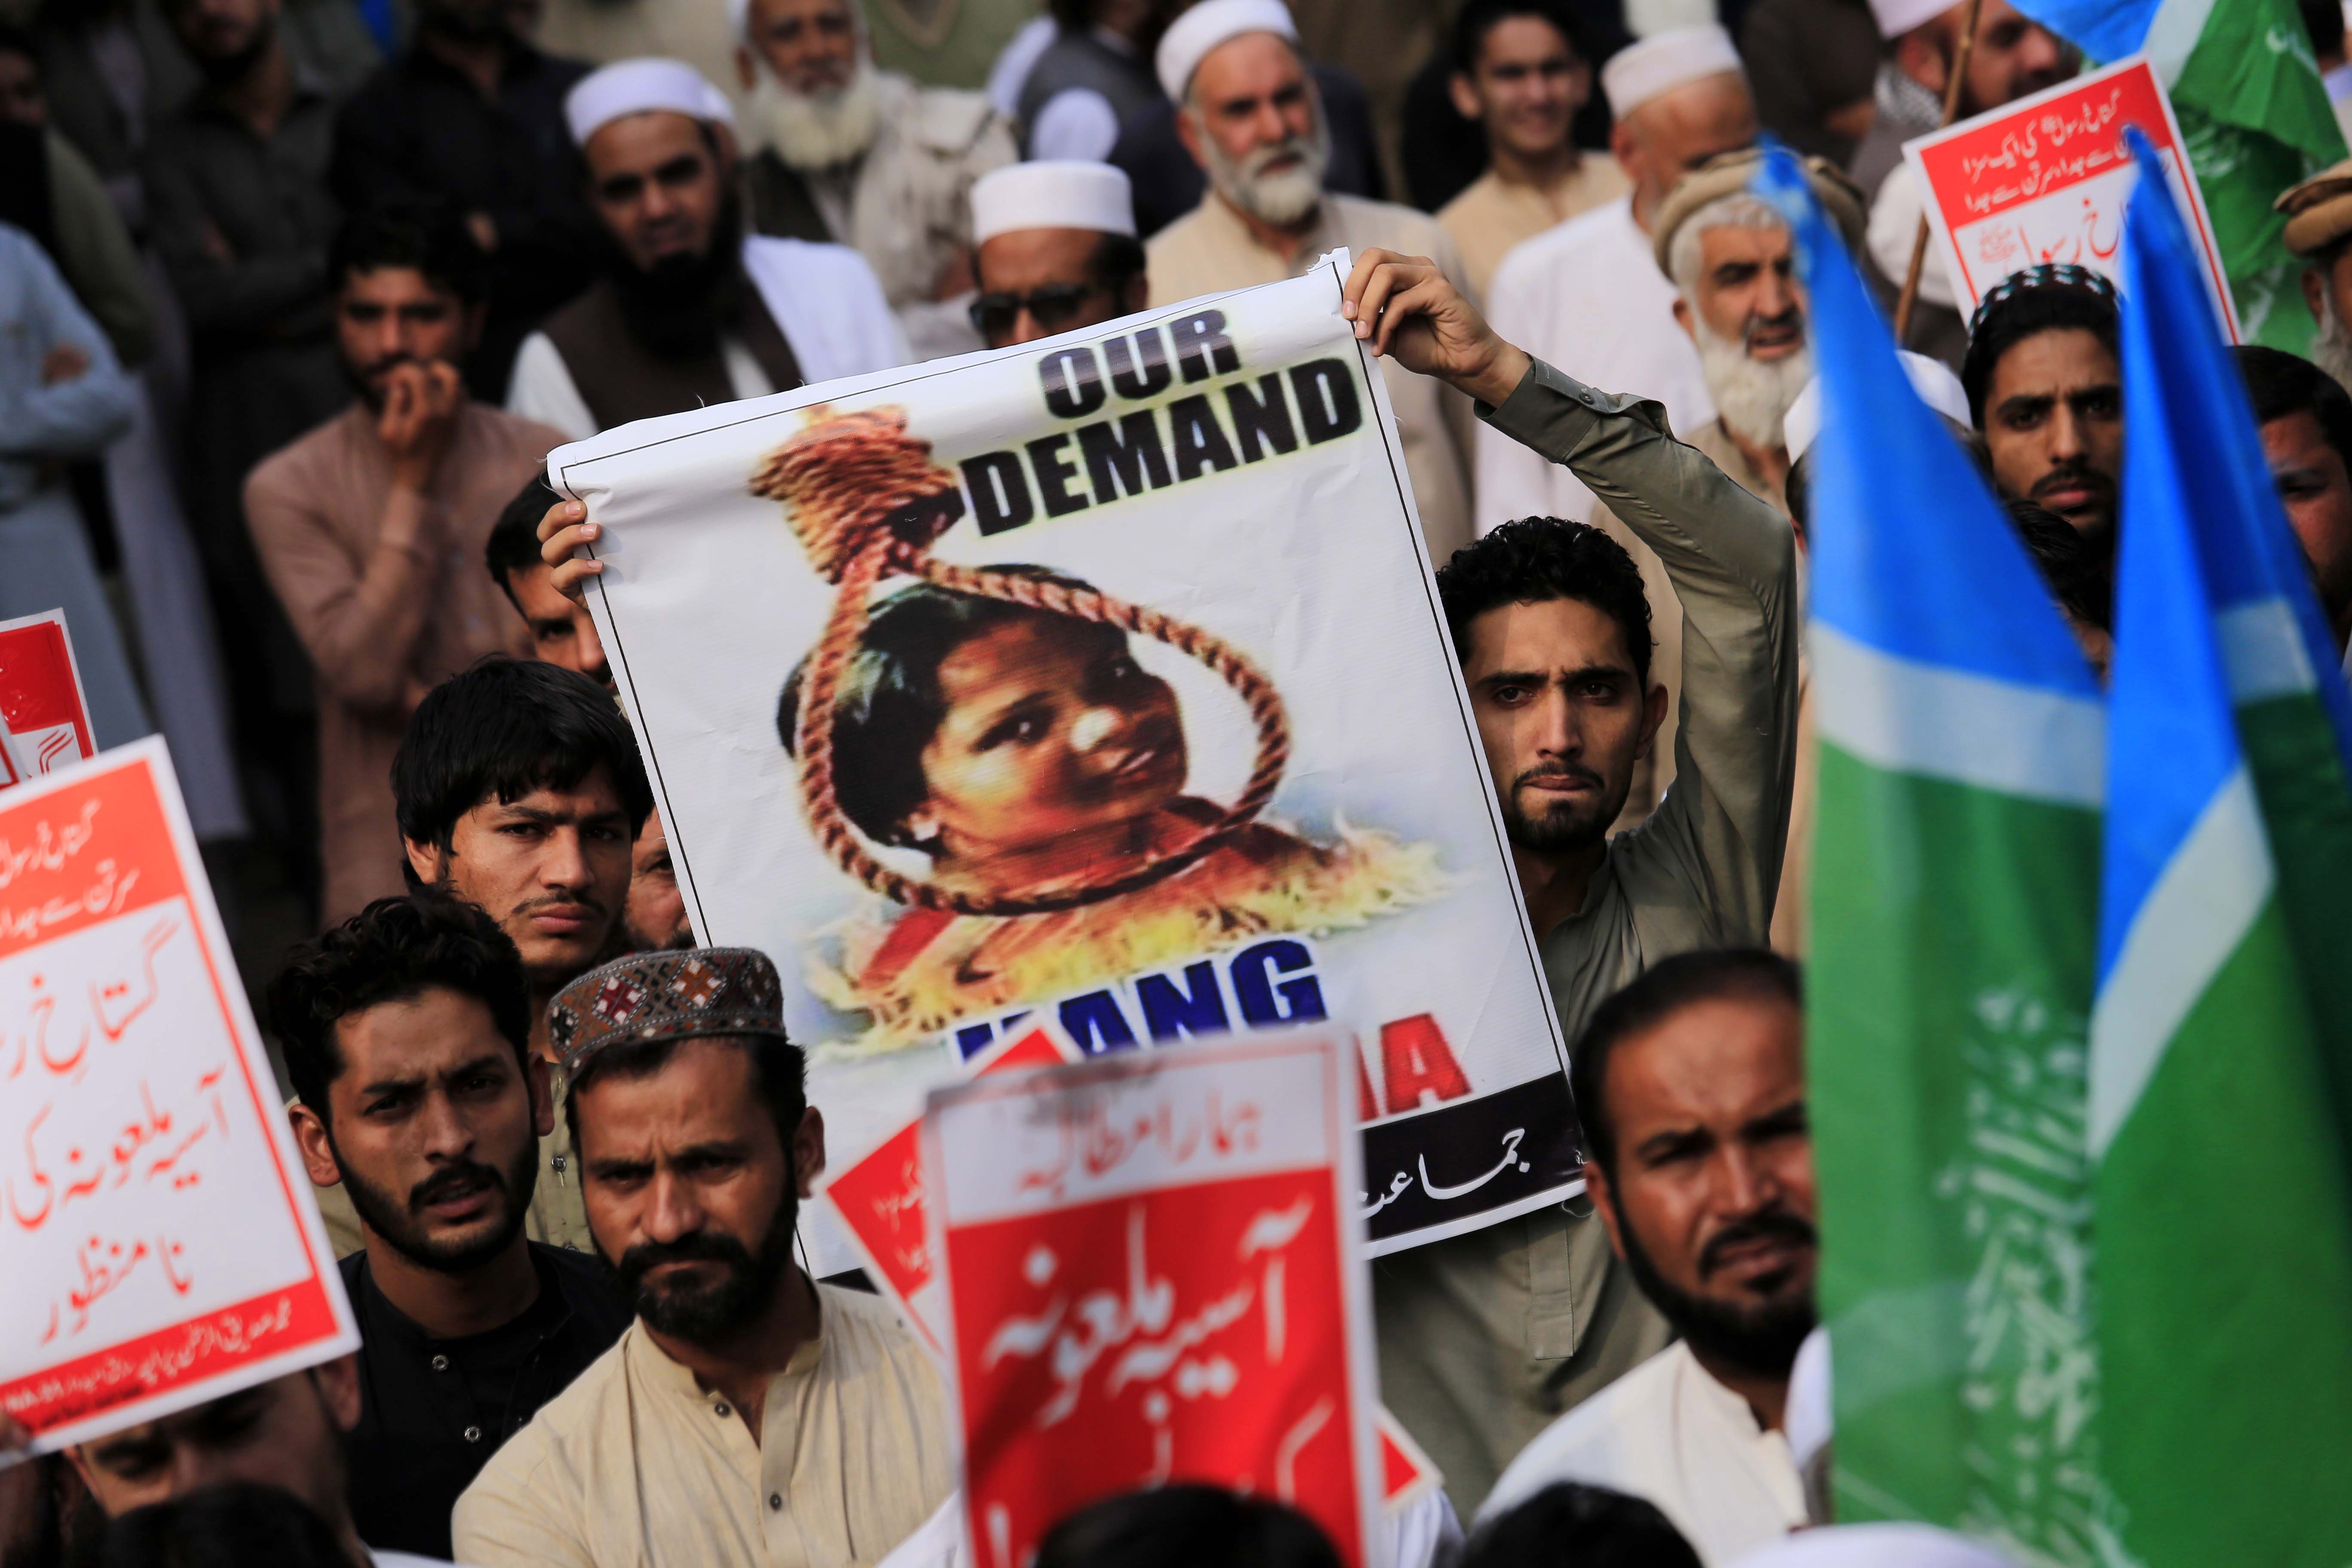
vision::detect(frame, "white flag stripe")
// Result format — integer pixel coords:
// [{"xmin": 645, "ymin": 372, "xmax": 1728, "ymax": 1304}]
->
[
  {"xmin": 2215, "ymin": 597, "xmax": 2316, "ymax": 704},
  {"xmin": 1810, "ymin": 622, "xmax": 2107, "ymax": 805},
  {"xmin": 2143, "ymin": 0, "xmax": 2217, "ymax": 85},
  {"xmin": 2089, "ymin": 765, "xmax": 2273, "ymax": 1158}
]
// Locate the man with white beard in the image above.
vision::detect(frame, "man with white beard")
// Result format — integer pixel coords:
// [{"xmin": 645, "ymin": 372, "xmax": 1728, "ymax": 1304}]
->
[
  {"xmin": 732, "ymin": 0, "xmax": 1017, "ymax": 359},
  {"xmin": 2279, "ymin": 156, "xmax": 2352, "ymax": 395},
  {"xmin": 1145, "ymin": 0, "xmax": 1479, "ymax": 560},
  {"xmin": 1586, "ymin": 150, "xmax": 1862, "ymax": 830}
]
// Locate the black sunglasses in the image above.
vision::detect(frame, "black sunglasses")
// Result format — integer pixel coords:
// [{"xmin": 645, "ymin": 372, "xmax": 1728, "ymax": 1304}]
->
[{"xmin": 969, "ymin": 282, "xmax": 1103, "ymax": 340}]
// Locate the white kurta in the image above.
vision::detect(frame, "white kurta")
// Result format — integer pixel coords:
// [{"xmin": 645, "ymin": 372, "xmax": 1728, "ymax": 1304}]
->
[
  {"xmin": 1476, "ymin": 1341, "xmax": 1806, "ymax": 1567},
  {"xmin": 507, "ymin": 236, "xmax": 910, "ymax": 440},
  {"xmin": 1476, "ymin": 196, "xmax": 1714, "ymax": 530}
]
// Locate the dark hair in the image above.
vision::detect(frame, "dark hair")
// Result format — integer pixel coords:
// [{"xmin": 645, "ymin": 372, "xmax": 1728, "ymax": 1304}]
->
[
  {"xmin": 0, "ymin": 23, "xmax": 38, "ymax": 67},
  {"xmin": 776, "ymin": 569, "xmax": 1125, "ymax": 849},
  {"xmin": 2303, "ymin": 0, "xmax": 2346, "ymax": 59},
  {"xmin": 1034, "ymin": 1485, "xmax": 1343, "ymax": 1568},
  {"xmin": 487, "ymin": 471, "xmax": 562, "ymax": 604},
  {"xmin": 268, "ymin": 895, "xmax": 534, "ymax": 1120},
  {"xmin": 2005, "ymin": 497, "xmax": 2112, "ymax": 633},
  {"xmin": 1435, "ymin": 516, "xmax": 1656, "ymax": 687},
  {"xmin": 2235, "ymin": 343, "xmax": 2352, "ymax": 479},
  {"xmin": 394, "ymin": 657, "xmax": 653, "ymax": 867},
  {"xmin": 101, "ymin": 1483, "xmax": 352, "ymax": 1568},
  {"xmin": 1960, "ymin": 280, "xmax": 2119, "ymax": 426},
  {"xmin": 565, "ymin": 1029, "xmax": 807, "ymax": 1150},
  {"xmin": 1454, "ymin": 0, "xmax": 1589, "ymax": 73},
  {"xmin": 1570, "ymin": 948, "xmax": 1801, "ymax": 1176},
  {"xmin": 329, "ymin": 197, "xmax": 489, "ymax": 306},
  {"xmin": 1784, "ymin": 412, "xmax": 1989, "ymax": 534},
  {"xmin": 1090, "ymin": 231, "xmax": 1147, "ymax": 295},
  {"xmin": 1460, "ymin": 1482, "xmax": 1703, "ymax": 1568}
]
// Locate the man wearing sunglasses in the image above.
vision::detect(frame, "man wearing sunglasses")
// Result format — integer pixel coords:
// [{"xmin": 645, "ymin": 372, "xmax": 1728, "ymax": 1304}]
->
[
  {"xmin": 505, "ymin": 57, "xmax": 907, "ymax": 441},
  {"xmin": 966, "ymin": 160, "xmax": 1148, "ymax": 350}
]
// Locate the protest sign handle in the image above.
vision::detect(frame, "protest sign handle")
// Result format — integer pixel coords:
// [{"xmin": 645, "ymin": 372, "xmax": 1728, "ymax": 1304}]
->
[
  {"xmin": 763, "ymin": 404, "xmax": 1292, "ymax": 918},
  {"xmin": 1893, "ymin": 0, "xmax": 1983, "ymax": 341}
]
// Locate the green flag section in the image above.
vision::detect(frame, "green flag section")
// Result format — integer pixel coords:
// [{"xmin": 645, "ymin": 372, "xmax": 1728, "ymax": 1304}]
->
[
  {"xmin": 2011, "ymin": 0, "xmax": 2346, "ymax": 350},
  {"xmin": 1754, "ymin": 151, "xmax": 2113, "ymax": 1563},
  {"xmin": 2094, "ymin": 129, "xmax": 2352, "ymax": 1565}
]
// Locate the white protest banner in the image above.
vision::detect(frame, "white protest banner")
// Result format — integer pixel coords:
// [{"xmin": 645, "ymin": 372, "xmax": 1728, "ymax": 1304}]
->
[
  {"xmin": 548, "ymin": 256, "xmax": 1577, "ymax": 1271},
  {"xmin": 920, "ymin": 1031, "xmax": 1382, "ymax": 1568},
  {"xmin": 0, "ymin": 738, "xmax": 358, "ymax": 1452},
  {"xmin": 1904, "ymin": 55, "xmax": 2237, "ymax": 336},
  {"xmin": 0, "ymin": 609, "xmax": 98, "ymax": 780}
]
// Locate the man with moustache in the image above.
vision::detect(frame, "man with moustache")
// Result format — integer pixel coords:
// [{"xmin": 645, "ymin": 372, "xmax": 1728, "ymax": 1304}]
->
[
  {"xmin": 244, "ymin": 203, "xmax": 556, "ymax": 923},
  {"xmin": 966, "ymin": 159, "xmax": 1147, "ymax": 349},
  {"xmin": 1480, "ymin": 951, "xmax": 1816, "ymax": 1565},
  {"xmin": 1959, "ymin": 264, "xmax": 2122, "ymax": 552},
  {"xmin": 453, "ymin": 948, "xmax": 952, "ymax": 1568},
  {"xmin": 732, "ymin": 0, "xmax": 1016, "ymax": 359},
  {"xmin": 2278, "ymin": 155, "xmax": 2352, "ymax": 394},
  {"xmin": 276, "ymin": 895, "xmax": 631, "ymax": 1561},
  {"xmin": 1146, "ymin": 0, "xmax": 1477, "ymax": 560},
  {"xmin": 505, "ymin": 56, "xmax": 903, "ymax": 442}
]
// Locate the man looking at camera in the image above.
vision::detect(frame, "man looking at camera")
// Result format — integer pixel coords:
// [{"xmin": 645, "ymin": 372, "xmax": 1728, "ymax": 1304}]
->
[
  {"xmin": 453, "ymin": 948, "xmax": 952, "ymax": 1568},
  {"xmin": 245, "ymin": 202, "xmax": 562, "ymax": 924},
  {"xmin": 276, "ymin": 895, "xmax": 630, "ymax": 1561}
]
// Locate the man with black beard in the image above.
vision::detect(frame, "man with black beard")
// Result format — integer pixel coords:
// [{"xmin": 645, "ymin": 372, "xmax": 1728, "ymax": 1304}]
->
[
  {"xmin": 1478, "ymin": 950, "xmax": 1816, "ymax": 1565},
  {"xmin": 276, "ymin": 895, "xmax": 631, "ymax": 1561},
  {"xmin": 505, "ymin": 57, "xmax": 904, "ymax": 443},
  {"xmin": 453, "ymin": 948, "xmax": 953, "ymax": 1568}
]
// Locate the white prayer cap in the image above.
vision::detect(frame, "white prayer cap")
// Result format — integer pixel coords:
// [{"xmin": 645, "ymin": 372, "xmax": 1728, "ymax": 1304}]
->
[
  {"xmin": 1600, "ymin": 24, "xmax": 1745, "ymax": 119},
  {"xmin": 1783, "ymin": 1327, "xmax": 1832, "ymax": 1472},
  {"xmin": 1155, "ymin": 0, "xmax": 1300, "ymax": 104},
  {"xmin": 1867, "ymin": 0, "xmax": 1959, "ymax": 40},
  {"xmin": 1731, "ymin": 1524, "xmax": 2019, "ymax": 1568},
  {"xmin": 701, "ymin": 82, "xmax": 737, "ymax": 129},
  {"xmin": 972, "ymin": 161, "xmax": 1137, "ymax": 245},
  {"xmin": 565, "ymin": 58, "xmax": 723, "ymax": 149},
  {"xmin": 1785, "ymin": 351, "xmax": 1970, "ymax": 464}
]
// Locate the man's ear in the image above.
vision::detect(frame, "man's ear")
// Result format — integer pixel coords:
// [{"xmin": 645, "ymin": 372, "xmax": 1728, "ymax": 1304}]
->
[
  {"xmin": 737, "ymin": 43, "xmax": 756, "ymax": 92},
  {"xmin": 529, "ymin": 1052, "xmax": 554, "ymax": 1139},
  {"xmin": 1121, "ymin": 273, "xmax": 1150, "ymax": 315},
  {"xmin": 403, "ymin": 836, "xmax": 444, "ymax": 887},
  {"xmin": 1672, "ymin": 295, "xmax": 1696, "ymax": 346},
  {"xmin": 1585, "ymin": 1159, "xmax": 1628, "ymax": 1263},
  {"xmin": 464, "ymin": 300, "xmax": 488, "ymax": 354},
  {"xmin": 793, "ymin": 1105, "xmax": 827, "ymax": 1198},
  {"xmin": 1892, "ymin": 27, "xmax": 1951, "ymax": 98},
  {"xmin": 1448, "ymin": 70, "xmax": 1483, "ymax": 123},
  {"xmin": 1174, "ymin": 102, "xmax": 1208, "ymax": 173},
  {"xmin": 1636, "ymin": 681, "xmax": 1670, "ymax": 759},
  {"xmin": 291, "ymin": 1100, "xmax": 343, "ymax": 1188},
  {"xmin": 2305, "ymin": 265, "xmax": 2329, "ymax": 328},
  {"xmin": 311, "ymin": 1357, "xmax": 362, "ymax": 1434},
  {"xmin": 1608, "ymin": 116, "xmax": 1639, "ymax": 183}
]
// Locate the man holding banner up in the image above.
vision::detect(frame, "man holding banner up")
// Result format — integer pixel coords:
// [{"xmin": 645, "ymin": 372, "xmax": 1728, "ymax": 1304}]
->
[{"xmin": 1338, "ymin": 248, "xmax": 1802, "ymax": 1507}]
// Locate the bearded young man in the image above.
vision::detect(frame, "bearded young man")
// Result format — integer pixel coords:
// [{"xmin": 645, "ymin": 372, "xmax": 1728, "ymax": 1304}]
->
[
  {"xmin": 452, "ymin": 949, "xmax": 952, "ymax": 1568},
  {"xmin": 1145, "ymin": 0, "xmax": 1477, "ymax": 560},
  {"xmin": 1479, "ymin": 951, "xmax": 1816, "ymax": 1567},
  {"xmin": 732, "ymin": 0, "xmax": 1017, "ymax": 359},
  {"xmin": 277, "ymin": 896, "xmax": 631, "ymax": 1562},
  {"xmin": 505, "ymin": 57, "xmax": 904, "ymax": 441}
]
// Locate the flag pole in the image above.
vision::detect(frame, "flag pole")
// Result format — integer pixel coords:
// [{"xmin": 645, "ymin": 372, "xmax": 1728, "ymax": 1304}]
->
[{"xmin": 1893, "ymin": 0, "xmax": 1983, "ymax": 341}]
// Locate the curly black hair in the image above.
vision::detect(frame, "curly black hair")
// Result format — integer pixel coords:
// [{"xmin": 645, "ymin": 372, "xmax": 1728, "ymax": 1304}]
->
[
  {"xmin": 1434, "ymin": 516, "xmax": 1656, "ymax": 687},
  {"xmin": 267, "ymin": 894, "xmax": 533, "ymax": 1122},
  {"xmin": 393, "ymin": 656, "xmax": 652, "ymax": 873}
]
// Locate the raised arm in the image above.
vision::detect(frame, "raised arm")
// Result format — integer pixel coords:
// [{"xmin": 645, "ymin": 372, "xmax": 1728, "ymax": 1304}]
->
[{"xmin": 1342, "ymin": 249, "xmax": 1802, "ymax": 942}]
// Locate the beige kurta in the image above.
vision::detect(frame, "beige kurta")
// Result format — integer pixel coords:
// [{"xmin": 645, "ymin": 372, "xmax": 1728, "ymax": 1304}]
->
[
  {"xmin": 454, "ymin": 1283, "xmax": 954, "ymax": 1568},
  {"xmin": 1374, "ymin": 365, "xmax": 1800, "ymax": 1513},
  {"xmin": 1146, "ymin": 192, "xmax": 1479, "ymax": 562},
  {"xmin": 243, "ymin": 402, "xmax": 553, "ymax": 922},
  {"xmin": 1437, "ymin": 156, "xmax": 1630, "ymax": 302}
]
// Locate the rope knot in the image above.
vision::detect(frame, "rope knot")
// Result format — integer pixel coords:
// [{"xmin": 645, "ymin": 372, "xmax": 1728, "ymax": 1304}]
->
[{"xmin": 748, "ymin": 404, "xmax": 965, "ymax": 582}]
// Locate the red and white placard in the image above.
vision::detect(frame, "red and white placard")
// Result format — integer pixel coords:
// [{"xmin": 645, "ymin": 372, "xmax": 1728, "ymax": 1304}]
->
[
  {"xmin": 820, "ymin": 1017, "xmax": 1088, "ymax": 1357},
  {"xmin": 0, "ymin": 739, "xmax": 358, "ymax": 1452},
  {"xmin": 0, "ymin": 610, "xmax": 98, "ymax": 785},
  {"xmin": 923, "ymin": 1030, "xmax": 1383, "ymax": 1568},
  {"xmin": 1904, "ymin": 56, "xmax": 2237, "ymax": 338}
]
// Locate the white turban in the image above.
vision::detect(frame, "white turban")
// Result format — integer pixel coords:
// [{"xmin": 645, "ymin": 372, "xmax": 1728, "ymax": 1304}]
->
[
  {"xmin": 971, "ymin": 161, "xmax": 1137, "ymax": 244},
  {"xmin": 1155, "ymin": 0, "xmax": 1300, "ymax": 104},
  {"xmin": 1600, "ymin": 24, "xmax": 1745, "ymax": 119},
  {"xmin": 1730, "ymin": 1524, "xmax": 2019, "ymax": 1568},
  {"xmin": 565, "ymin": 58, "xmax": 723, "ymax": 148},
  {"xmin": 1868, "ymin": 0, "xmax": 1960, "ymax": 40},
  {"xmin": 1785, "ymin": 350, "xmax": 1971, "ymax": 464}
]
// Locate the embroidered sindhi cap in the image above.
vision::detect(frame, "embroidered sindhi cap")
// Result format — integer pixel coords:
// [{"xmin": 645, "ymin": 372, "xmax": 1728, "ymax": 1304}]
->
[
  {"xmin": 1959, "ymin": 263, "xmax": 2120, "ymax": 426},
  {"xmin": 547, "ymin": 947, "xmax": 790, "ymax": 1076},
  {"xmin": 2278, "ymin": 155, "xmax": 2352, "ymax": 259}
]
